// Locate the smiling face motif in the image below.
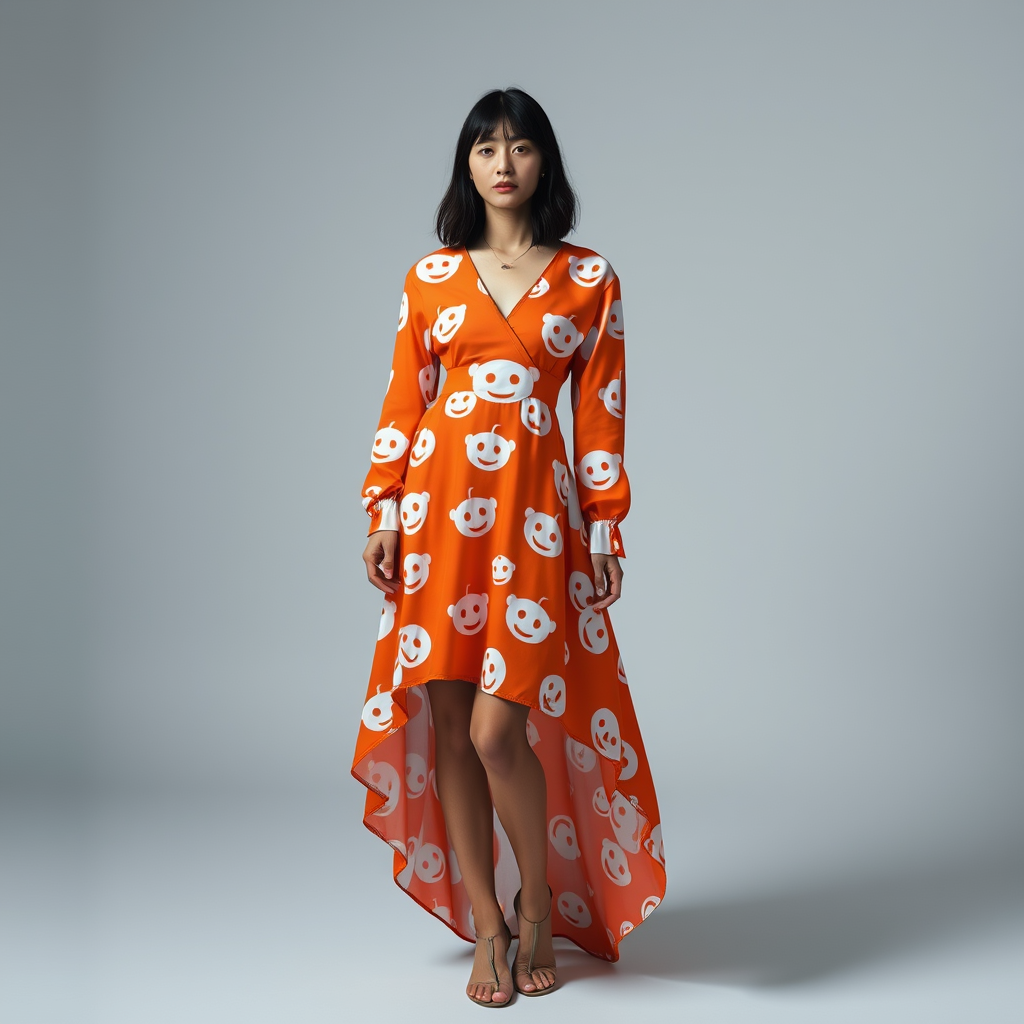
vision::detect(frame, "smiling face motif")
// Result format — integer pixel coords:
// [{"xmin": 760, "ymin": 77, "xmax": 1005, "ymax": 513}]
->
[
  {"xmin": 402, "ymin": 552, "xmax": 431, "ymax": 594},
  {"xmin": 641, "ymin": 895, "xmax": 661, "ymax": 920},
  {"xmin": 414, "ymin": 843, "xmax": 447, "ymax": 883},
  {"xmin": 539, "ymin": 673, "xmax": 566, "ymax": 717},
  {"xmin": 577, "ymin": 450, "xmax": 623, "ymax": 491},
  {"xmin": 416, "ymin": 252, "xmax": 463, "ymax": 283},
  {"xmin": 619, "ymin": 740, "xmax": 638, "ymax": 781},
  {"xmin": 568, "ymin": 255, "xmax": 610, "ymax": 288},
  {"xmin": 591, "ymin": 707, "xmax": 620, "ymax": 760},
  {"xmin": 505, "ymin": 594, "xmax": 556, "ymax": 644},
  {"xmin": 491, "ymin": 555, "xmax": 515, "ymax": 584},
  {"xmin": 565, "ymin": 736, "xmax": 597, "ymax": 773},
  {"xmin": 645, "ymin": 824, "xmax": 665, "ymax": 866},
  {"xmin": 361, "ymin": 686, "xmax": 395, "ymax": 732},
  {"xmin": 371, "ymin": 421, "xmax": 410, "ymax": 464},
  {"xmin": 541, "ymin": 313, "xmax": 585, "ymax": 358},
  {"xmin": 405, "ymin": 752, "xmax": 428, "ymax": 798},
  {"xmin": 397, "ymin": 291, "xmax": 409, "ymax": 331},
  {"xmin": 524, "ymin": 508, "xmax": 563, "ymax": 557},
  {"xmin": 617, "ymin": 654, "xmax": 628, "ymax": 685},
  {"xmin": 431, "ymin": 304, "xmax": 466, "ymax": 347},
  {"xmin": 579, "ymin": 606, "xmax": 609, "ymax": 654},
  {"xmin": 468, "ymin": 359, "xmax": 540, "ymax": 403},
  {"xmin": 378, "ymin": 595, "xmax": 397, "ymax": 640},
  {"xmin": 444, "ymin": 391, "xmax": 477, "ymax": 418},
  {"xmin": 400, "ymin": 491, "xmax": 430, "ymax": 534},
  {"xmin": 450, "ymin": 488, "xmax": 497, "ymax": 537},
  {"xmin": 480, "ymin": 646, "xmax": 506, "ymax": 693},
  {"xmin": 598, "ymin": 374, "xmax": 624, "ymax": 419},
  {"xmin": 398, "ymin": 624, "xmax": 432, "ymax": 668},
  {"xmin": 601, "ymin": 838, "xmax": 632, "ymax": 887},
  {"xmin": 409, "ymin": 428, "xmax": 436, "ymax": 467},
  {"xmin": 557, "ymin": 892, "xmax": 592, "ymax": 928},
  {"xmin": 368, "ymin": 759, "xmax": 400, "ymax": 816},
  {"xmin": 610, "ymin": 792, "xmax": 641, "ymax": 853},
  {"xmin": 568, "ymin": 571, "xmax": 595, "ymax": 613},
  {"xmin": 418, "ymin": 363, "xmax": 439, "ymax": 406},
  {"xmin": 528, "ymin": 277, "xmax": 550, "ymax": 299},
  {"xmin": 447, "ymin": 588, "xmax": 488, "ymax": 635},
  {"xmin": 548, "ymin": 815, "xmax": 581, "ymax": 860},
  {"xmin": 465, "ymin": 424, "xmax": 515, "ymax": 470},
  {"xmin": 605, "ymin": 298, "xmax": 624, "ymax": 339}
]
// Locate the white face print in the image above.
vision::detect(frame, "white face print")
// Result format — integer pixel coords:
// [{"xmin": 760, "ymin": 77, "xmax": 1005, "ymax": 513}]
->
[
  {"xmin": 619, "ymin": 741, "xmax": 638, "ymax": 781},
  {"xmin": 414, "ymin": 843, "xmax": 447, "ymax": 883},
  {"xmin": 431, "ymin": 304, "xmax": 467, "ymax": 347},
  {"xmin": 565, "ymin": 736, "xmax": 597, "ymax": 773},
  {"xmin": 400, "ymin": 490, "xmax": 430, "ymax": 534},
  {"xmin": 371, "ymin": 421, "xmax": 410, "ymax": 464},
  {"xmin": 541, "ymin": 313, "xmax": 585, "ymax": 357},
  {"xmin": 645, "ymin": 824, "xmax": 665, "ymax": 866},
  {"xmin": 398, "ymin": 624, "xmax": 432, "ymax": 668},
  {"xmin": 605, "ymin": 298, "xmax": 624, "ymax": 339},
  {"xmin": 641, "ymin": 895, "xmax": 661, "ymax": 920},
  {"xmin": 447, "ymin": 588, "xmax": 488, "ymax": 635},
  {"xmin": 450, "ymin": 488, "xmax": 497, "ymax": 537},
  {"xmin": 362, "ymin": 485, "xmax": 383, "ymax": 512},
  {"xmin": 577, "ymin": 450, "xmax": 623, "ymax": 490},
  {"xmin": 548, "ymin": 815, "xmax": 581, "ymax": 860},
  {"xmin": 524, "ymin": 507, "xmax": 563, "ymax": 557},
  {"xmin": 465, "ymin": 424, "xmax": 516, "ymax": 471},
  {"xmin": 564, "ymin": 641, "xmax": 570, "ymax": 664},
  {"xmin": 378, "ymin": 595, "xmax": 397, "ymax": 640},
  {"xmin": 391, "ymin": 655, "xmax": 402, "ymax": 691},
  {"xmin": 620, "ymin": 921, "xmax": 634, "ymax": 937},
  {"xmin": 505, "ymin": 594, "xmax": 556, "ymax": 644},
  {"xmin": 368, "ymin": 759, "xmax": 400, "ymax": 816},
  {"xmin": 568, "ymin": 254, "xmax": 610, "ymax": 288},
  {"xmin": 418, "ymin": 363, "xmax": 439, "ymax": 406},
  {"xmin": 610, "ymin": 792, "xmax": 641, "ymax": 854},
  {"xmin": 579, "ymin": 606, "xmax": 610, "ymax": 654},
  {"xmin": 397, "ymin": 291, "xmax": 409, "ymax": 331},
  {"xmin": 568, "ymin": 571, "xmax": 595, "ymax": 613},
  {"xmin": 396, "ymin": 836, "xmax": 418, "ymax": 887},
  {"xmin": 491, "ymin": 555, "xmax": 515, "ymax": 585},
  {"xmin": 409, "ymin": 427, "xmax": 436, "ymax": 467},
  {"xmin": 444, "ymin": 390, "xmax": 477, "ymax": 418},
  {"xmin": 592, "ymin": 785, "xmax": 611, "ymax": 817},
  {"xmin": 601, "ymin": 838, "xmax": 632, "ymax": 887},
  {"xmin": 520, "ymin": 396, "xmax": 552, "ymax": 436},
  {"xmin": 480, "ymin": 646, "xmax": 506, "ymax": 693},
  {"xmin": 538, "ymin": 673, "xmax": 566, "ymax": 717},
  {"xmin": 402, "ymin": 552, "xmax": 431, "ymax": 594},
  {"xmin": 591, "ymin": 707, "xmax": 621, "ymax": 760},
  {"xmin": 416, "ymin": 252, "xmax": 463, "ymax": 283},
  {"xmin": 617, "ymin": 654, "xmax": 628, "ymax": 685},
  {"xmin": 552, "ymin": 460, "xmax": 571, "ymax": 506},
  {"xmin": 525, "ymin": 718, "xmax": 540, "ymax": 747},
  {"xmin": 598, "ymin": 374, "xmax": 624, "ymax": 418},
  {"xmin": 468, "ymin": 359, "xmax": 540, "ymax": 403},
  {"xmin": 528, "ymin": 277, "xmax": 550, "ymax": 299},
  {"xmin": 557, "ymin": 892, "xmax": 592, "ymax": 928},
  {"xmin": 477, "ymin": 277, "xmax": 488, "ymax": 294},
  {"xmin": 361, "ymin": 686, "xmax": 395, "ymax": 732},
  {"xmin": 405, "ymin": 752, "xmax": 428, "ymax": 798}
]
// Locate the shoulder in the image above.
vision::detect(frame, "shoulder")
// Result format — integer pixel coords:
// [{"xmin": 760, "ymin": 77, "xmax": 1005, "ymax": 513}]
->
[
  {"xmin": 403, "ymin": 246, "xmax": 466, "ymax": 287},
  {"xmin": 561, "ymin": 242, "xmax": 619, "ymax": 289}
]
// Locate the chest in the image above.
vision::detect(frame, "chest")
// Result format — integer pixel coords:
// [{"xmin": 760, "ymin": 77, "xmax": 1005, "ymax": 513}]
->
[{"xmin": 470, "ymin": 247, "xmax": 561, "ymax": 318}]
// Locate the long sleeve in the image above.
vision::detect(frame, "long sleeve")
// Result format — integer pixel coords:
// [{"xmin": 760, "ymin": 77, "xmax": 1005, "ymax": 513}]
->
[
  {"xmin": 570, "ymin": 269, "xmax": 631, "ymax": 557},
  {"xmin": 361, "ymin": 270, "xmax": 439, "ymax": 535}
]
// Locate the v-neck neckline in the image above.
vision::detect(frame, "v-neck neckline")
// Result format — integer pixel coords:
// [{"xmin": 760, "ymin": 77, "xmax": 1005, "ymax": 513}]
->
[{"xmin": 463, "ymin": 242, "xmax": 566, "ymax": 326}]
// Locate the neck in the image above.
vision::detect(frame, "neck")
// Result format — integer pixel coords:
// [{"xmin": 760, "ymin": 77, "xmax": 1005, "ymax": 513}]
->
[{"xmin": 481, "ymin": 206, "xmax": 534, "ymax": 254}]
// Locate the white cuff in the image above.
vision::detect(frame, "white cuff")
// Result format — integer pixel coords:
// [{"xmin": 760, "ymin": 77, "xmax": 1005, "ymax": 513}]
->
[
  {"xmin": 373, "ymin": 496, "xmax": 400, "ymax": 532},
  {"xmin": 589, "ymin": 520, "xmax": 615, "ymax": 555}
]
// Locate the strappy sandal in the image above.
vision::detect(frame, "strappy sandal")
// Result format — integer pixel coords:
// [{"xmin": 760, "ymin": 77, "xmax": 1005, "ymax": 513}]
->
[
  {"xmin": 513, "ymin": 887, "xmax": 558, "ymax": 996},
  {"xmin": 466, "ymin": 919, "xmax": 514, "ymax": 1008}
]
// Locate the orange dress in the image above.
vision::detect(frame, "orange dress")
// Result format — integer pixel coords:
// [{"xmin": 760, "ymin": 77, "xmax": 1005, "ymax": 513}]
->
[{"xmin": 352, "ymin": 242, "xmax": 666, "ymax": 961}]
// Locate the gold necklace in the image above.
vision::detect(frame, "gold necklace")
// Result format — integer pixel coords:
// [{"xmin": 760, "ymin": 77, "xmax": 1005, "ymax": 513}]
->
[{"xmin": 487, "ymin": 241, "xmax": 534, "ymax": 270}]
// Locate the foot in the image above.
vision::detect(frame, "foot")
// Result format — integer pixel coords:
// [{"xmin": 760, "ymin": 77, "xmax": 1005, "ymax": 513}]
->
[
  {"xmin": 467, "ymin": 920, "xmax": 514, "ymax": 1006},
  {"xmin": 513, "ymin": 888, "xmax": 557, "ymax": 995}
]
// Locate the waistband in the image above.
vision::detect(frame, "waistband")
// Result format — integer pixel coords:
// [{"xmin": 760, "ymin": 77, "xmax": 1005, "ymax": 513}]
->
[{"xmin": 439, "ymin": 363, "xmax": 564, "ymax": 409}]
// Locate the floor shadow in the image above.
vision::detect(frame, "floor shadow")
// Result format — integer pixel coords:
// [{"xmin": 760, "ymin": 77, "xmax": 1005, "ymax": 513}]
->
[{"xmin": 609, "ymin": 845, "xmax": 1024, "ymax": 987}]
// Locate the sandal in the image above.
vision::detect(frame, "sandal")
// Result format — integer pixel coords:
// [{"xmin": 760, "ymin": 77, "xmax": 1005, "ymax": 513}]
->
[
  {"xmin": 466, "ymin": 919, "xmax": 514, "ymax": 1007},
  {"xmin": 513, "ymin": 887, "xmax": 558, "ymax": 996}
]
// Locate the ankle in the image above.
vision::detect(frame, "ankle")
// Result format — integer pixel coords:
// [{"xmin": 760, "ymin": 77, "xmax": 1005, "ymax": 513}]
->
[
  {"xmin": 472, "ymin": 905, "xmax": 507, "ymax": 938},
  {"xmin": 518, "ymin": 885, "xmax": 551, "ymax": 922}
]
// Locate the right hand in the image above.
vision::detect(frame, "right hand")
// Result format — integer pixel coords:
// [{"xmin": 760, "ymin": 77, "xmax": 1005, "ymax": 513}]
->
[{"xmin": 363, "ymin": 530, "xmax": 401, "ymax": 595}]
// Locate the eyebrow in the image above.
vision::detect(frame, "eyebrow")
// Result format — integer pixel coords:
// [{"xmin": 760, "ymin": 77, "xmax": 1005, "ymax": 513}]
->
[{"xmin": 476, "ymin": 132, "xmax": 530, "ymax": 144}]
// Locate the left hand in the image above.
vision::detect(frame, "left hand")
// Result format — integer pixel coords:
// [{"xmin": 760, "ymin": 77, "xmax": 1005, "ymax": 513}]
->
[{"xmin": 591, "ymin": 553, "xmax": 622, "ymax": 611}]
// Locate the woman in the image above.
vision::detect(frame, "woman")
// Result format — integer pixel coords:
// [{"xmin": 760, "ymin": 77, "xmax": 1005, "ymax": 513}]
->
[{"xmin": 353, "ymin": 87, "xmax": 666, "ymax": 1006}]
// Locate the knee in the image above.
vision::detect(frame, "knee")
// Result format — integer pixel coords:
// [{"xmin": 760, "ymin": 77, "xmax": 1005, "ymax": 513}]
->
[{"xmin": 470, "ymin": 716, "xmax": 521, "ymax": 775}]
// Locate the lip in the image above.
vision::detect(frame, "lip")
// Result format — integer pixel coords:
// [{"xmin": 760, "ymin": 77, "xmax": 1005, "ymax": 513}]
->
[{"xmin": 493, "ymin": 182, "xmax": 517, "ymax": 191}]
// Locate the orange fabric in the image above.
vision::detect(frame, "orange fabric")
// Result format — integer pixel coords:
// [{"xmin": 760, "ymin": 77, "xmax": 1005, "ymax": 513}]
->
[{"xmin": 352, "ymin": 243, "xmax": 666, "ymax": 961}]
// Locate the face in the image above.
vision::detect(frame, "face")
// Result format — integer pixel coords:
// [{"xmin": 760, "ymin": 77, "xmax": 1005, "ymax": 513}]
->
[{"xmin": 467, "ymin": 120, "xmax": 544, "ymax": 213}]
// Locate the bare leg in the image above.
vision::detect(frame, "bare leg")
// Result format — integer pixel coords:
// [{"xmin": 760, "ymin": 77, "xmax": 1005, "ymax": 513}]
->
[
  {"xmin": 470, "ymin": 691, "xmax": 556, "ymax": 993},
  {"xmin": 426, "ymin": 679, "xmax": 512, "ymax": 1005}
]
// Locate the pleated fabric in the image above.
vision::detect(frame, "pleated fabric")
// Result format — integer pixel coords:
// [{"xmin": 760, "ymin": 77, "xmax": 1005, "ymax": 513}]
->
[{"xmin": 352, "ymin": 244, "xmax": 666, "ymax": 960}]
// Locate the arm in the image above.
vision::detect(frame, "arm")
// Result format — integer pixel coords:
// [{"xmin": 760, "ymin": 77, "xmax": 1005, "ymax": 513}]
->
[
  {"xmin": 361, "ymin": 270, "xmax": 439, "ymax": 535},
  {"xmin": 570, "ymin": 269, "xmax": 631, "ymax": 558}
]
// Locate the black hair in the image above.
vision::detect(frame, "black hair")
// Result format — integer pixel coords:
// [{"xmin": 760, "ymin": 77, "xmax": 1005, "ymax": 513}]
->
[{"xmin": 435, "ymin": 88, "xmax": 578, "ymax": 250}]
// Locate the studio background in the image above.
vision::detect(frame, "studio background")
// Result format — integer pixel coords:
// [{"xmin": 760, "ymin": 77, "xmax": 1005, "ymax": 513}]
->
[{"xmin": 3, "ymin": 2, "xmax": 1022, "ymax": 1022}]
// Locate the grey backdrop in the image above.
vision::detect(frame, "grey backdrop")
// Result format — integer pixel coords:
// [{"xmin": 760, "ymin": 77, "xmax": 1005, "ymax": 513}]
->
[{"xmin": 3, "ymin": 1, "xmax": 1022, "ymax": 1021}]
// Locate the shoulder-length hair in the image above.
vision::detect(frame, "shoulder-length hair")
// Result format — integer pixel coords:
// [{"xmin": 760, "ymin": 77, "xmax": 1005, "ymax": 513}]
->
[{"xmin": 435, "ymin": 88, "xmax": 578, "ymax": 249}]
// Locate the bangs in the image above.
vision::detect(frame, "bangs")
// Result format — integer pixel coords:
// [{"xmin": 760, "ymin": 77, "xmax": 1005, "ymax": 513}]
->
[{"xmin": 468, "ymin": 94, "xmax": 532, "ymax": 145}]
